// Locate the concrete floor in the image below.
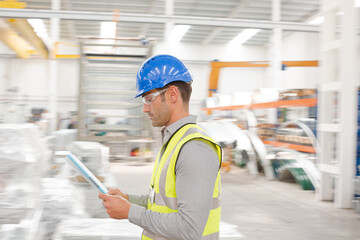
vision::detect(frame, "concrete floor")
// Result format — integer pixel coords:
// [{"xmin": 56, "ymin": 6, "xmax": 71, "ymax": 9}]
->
[{"xmin": 110, "ymin": 162, "xmax": 360, "ymax": 240}]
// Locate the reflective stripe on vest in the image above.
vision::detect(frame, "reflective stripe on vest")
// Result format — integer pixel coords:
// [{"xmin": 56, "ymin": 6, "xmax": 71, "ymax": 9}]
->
[
  {"xmin": 142, "ymin": 123, "xmax": 222, "ymax": 240},
  {"xmin": 142, "ymin": 230, "xmax": 220, "ymax": 240}
]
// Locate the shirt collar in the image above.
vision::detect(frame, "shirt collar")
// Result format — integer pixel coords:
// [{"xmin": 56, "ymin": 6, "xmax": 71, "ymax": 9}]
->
[{"xmin": 161, "ymin": 115, "xmax": 197, "ymax": 145}]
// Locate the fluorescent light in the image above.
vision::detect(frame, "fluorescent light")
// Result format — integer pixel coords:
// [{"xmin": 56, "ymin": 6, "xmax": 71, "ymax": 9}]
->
[
  {"xmin": 228, "ymin": 29, "xmax": 260, "ymax": 46},
  {"xmin": 27, "ymin": 19, "xmax": 50, "ymax": 46},
  {"xmin": 169, "ymin": 25, "xmax": 190, "ymax": 42},
  {"xmin": 356, "ymin": 0, "xmax": 360, "ymax": 8},
  {"xmin": 308, "ymin": 16, "xmax": 324, "ymax": 25},
  {"xmin": 336, "ymin": 11, "xmax": 344, "ymax": 15},
  {"xmin": 100, "ymin": 22, "xmax": 116, "ymax": 38},
  {"xmin": 308, "ymin": 11, "xmax": 345, "ymax": 25}
]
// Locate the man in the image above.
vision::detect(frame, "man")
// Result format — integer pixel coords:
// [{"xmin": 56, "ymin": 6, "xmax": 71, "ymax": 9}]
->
[{"xmin": 99, "ymin": 54, "xmax": 222, "ymax": 240}]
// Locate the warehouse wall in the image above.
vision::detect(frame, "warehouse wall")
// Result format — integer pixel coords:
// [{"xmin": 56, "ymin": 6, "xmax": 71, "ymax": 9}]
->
[
  {"xmin": 0, "ymin": 31, "xmax": 320, "ymax": 119},
  {"xmin": 266, "ymin": 31, "xmax": 320, "ymax": 89},
  {"xmin": 153, "ymin": 41, "xmax": 267, "ymax": 114},
  {"xmin": 0, "ymin": 40, "xmax": 267, "ymax": 114},
  {"xmin": 0, "ymin": 57, "xmax": 79, "ymax": 115},
  {"xmin": 154, "ymin": 42, "xmax": 267, "ymax": 97}
]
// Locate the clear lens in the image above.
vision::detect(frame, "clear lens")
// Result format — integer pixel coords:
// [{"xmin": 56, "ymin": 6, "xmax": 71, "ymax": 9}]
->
[
  {"xmin": 142, "ymin": 89, "xmax": 167, "ymax": 105},
  {"xmin": 142, "ymin": 93, "xmax": 156, "ymax": 105}
]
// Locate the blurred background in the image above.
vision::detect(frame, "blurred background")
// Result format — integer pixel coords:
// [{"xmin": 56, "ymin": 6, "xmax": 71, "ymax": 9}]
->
[{"xmin": 0, "ymin": 0, "xmax": 360, "ymax": 239}]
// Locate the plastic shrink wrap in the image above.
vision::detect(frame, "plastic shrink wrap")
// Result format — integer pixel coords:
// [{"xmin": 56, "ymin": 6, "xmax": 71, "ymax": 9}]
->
[
  {"xmin": 40, "ymin": 178, "xmax": 77, "ymax": 240},
  {"xmin": 0, "ymin": 124, "xmax": 51, "ymax": 240},
  {"xmin": 53, "ymin": 129, "xmax": 78, "ymax": 150},
  {"xmin": 53, "ymin": 218, "xmax": 143, "ymax": 240},
  {"xmin": 67, "ymin": 141, "xmax": 112, "ymax": 218},
  {"xmin": 69, "ymin": 141, "xmax": 109, "ymax": 177}
]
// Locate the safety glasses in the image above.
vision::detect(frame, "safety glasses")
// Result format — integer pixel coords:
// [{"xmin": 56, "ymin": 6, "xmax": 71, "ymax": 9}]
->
[{"xmin": 142, "ymin": 88, "xmax": 168, "ymax": 105}]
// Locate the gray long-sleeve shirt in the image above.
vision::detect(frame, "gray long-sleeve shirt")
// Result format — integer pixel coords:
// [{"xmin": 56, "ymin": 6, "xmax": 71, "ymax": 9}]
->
[{"xmin": 128, "ymin": 115, "xmax": 220, "ymax": 240}]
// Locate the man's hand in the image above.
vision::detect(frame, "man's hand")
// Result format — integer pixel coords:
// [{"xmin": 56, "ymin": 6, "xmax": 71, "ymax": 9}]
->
[
  {"xmin": 99, "ymin": 193, "xmax": 131, "ymax": 219},
  {"xmin": 107, "ymin": 187, "xmax": 129, "ymax": 200}
]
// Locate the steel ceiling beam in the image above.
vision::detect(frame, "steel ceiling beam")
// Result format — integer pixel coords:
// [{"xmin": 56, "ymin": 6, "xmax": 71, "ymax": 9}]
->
[
  {"xmin": 63, "ymin": 0, "xmax": 77, "ymax": 40},
  {"xmin": 0, "ymin": 19, "xmax": 33, "ymax": 58},
  {"xmin": 139, "ymin": 0, "xmax": 161, "ymax": 36},
  {"xmin": 202, "ymin": 0, "xmax": 250, "ymax": 44},
  {"xmin": 0, "ymin": 8, "xmax": 320, "ymax": 32},
  {"xmin": 7, "ymin": 19, "xmax": 49, "ymax": 59}
]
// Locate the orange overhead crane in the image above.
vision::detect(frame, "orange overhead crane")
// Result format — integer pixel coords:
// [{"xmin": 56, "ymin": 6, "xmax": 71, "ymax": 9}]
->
[{"xmin": 208, "ymin": 60, "xmax": 319, "ymax": 97}]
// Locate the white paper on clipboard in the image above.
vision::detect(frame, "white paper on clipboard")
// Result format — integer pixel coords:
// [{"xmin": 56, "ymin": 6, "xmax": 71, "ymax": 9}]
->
[{"xmin": 65, "ymin": 154, "xmax": 109, "ymax": 194}]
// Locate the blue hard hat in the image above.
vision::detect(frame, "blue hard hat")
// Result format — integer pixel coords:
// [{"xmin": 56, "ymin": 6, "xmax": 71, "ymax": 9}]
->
[{"xmin": 134, "ymin": 54, "xmax": 193, "ymax": 98}]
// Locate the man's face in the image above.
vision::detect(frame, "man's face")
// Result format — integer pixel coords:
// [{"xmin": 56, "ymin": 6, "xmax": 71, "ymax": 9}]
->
[{"xmin": 142, "ymin": 89, "xmax": 171, "ymax": 127}]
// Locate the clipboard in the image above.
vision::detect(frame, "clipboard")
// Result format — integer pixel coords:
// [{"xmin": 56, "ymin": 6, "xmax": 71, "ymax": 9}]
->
[{"xmin": 65, "ymin": 153, "xmax": 109, "ymax": 194}]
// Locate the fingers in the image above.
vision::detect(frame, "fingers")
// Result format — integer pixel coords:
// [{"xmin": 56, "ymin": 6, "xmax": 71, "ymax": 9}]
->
[
  {"xmin": 107, "ymin": 187, "xmax": 123, "ymax": 196},
  {"xmin": 99, "ymin": 194, "xmax": 129, "ymax": 209},
  {"xmin": 107, "ymin": 188, "xmax": 128, "ymax": 200},
  {"xmin": 98, "ymin": 193, "xmax": 109, "ymax": 200},
  {"xmin": 100, "ymin": 194, "xmax": 111, "ymax": 209},
  {"xmin": 108, "ymin": 188, "xmax": 120, "ymax": 195},
  {"xmin": 98, "ymin": 194, "xmax": 131, "ymax": 220}
]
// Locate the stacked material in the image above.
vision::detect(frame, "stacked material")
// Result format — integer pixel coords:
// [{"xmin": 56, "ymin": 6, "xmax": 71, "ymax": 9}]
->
[
  {"xmin": 0, "ymin": 124, "xmax": 48, "ymax": 239},
  {"xmin": 276, "ymin": 119, "xmax": 317, "ymax": 148},
  {"xmin": 279, "ymin": 89, "xmax": 316, "ymax": 100},
  {"xmin": 267, "ymin": 148, "xmax": 320, "ymax": 190},
  {"xmin": 67, "ymin": 141, "xmax": 111, "ymax": 217},
  {"xmin": 0, "ymin": 123, "xmax": 51, "ymax": 167},
  {"xmin": 271, "ymin": 158, "xmax": 314, "ymax": 190},
  {"xmin": 69, "ymin": 173, "xmax": 116, "ymax": 218},
  {"xmin": 0, "ymin": 225, "xmax": 28, "ymax": 240},
  {"xmin": 40, "ymin": 178, "xmax": 77, "ymax": 240},
  {"xmin": 199, "ymin": 120, "xmax": 274, "ymax": 180},
  {"xmin": 80, "ymin": 187, "xmax": 108, "ymax": 218},
  {"xmin": 105, "ymin": 141, "xmax": 127, "ymax": 159},
  {"xmin": 53, "ymin": 129, "xmax": 78, "ymax": 150},
  {"xmin": 257, "ymin": 123, "xmax": 276, "ymax": 141},
  {"xmin": 70, "ymin": 141, "xmax": 109, "ymax": 176},
  {"xmin": 53, "ymin": 218, "xmax": 143, "ymax": 240}
]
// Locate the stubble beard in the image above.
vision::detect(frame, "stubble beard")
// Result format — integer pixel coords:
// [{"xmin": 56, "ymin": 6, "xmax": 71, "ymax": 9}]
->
[{"xmin": 150, "ymin": 101, "xmax": 169, "ymax": 127}]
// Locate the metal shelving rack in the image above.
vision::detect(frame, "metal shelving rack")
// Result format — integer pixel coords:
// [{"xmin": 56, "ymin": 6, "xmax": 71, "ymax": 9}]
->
[
  {"xmin": 202, "ymin": 98, "xmax": 317, "ymax": 111},
  {"xmin": 203, "ymin": 98, "xmax": 318, "ymax": 154},
  {"xmin": 78, "ymin": 37, "xmax": 153, "ymax": 142},
  {"xmin": 317, "ymin": 0, "xmax": 358, "ymax": 208}
]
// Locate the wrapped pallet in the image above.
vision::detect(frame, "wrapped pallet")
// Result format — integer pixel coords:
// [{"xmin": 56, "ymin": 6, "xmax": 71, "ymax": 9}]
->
[{"xmin": 0, "ymin": 124, "xmax": 50, "ymax": 239}]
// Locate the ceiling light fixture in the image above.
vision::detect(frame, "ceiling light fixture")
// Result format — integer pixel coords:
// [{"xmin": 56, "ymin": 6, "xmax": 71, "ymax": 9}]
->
[
  {"xmin": 228, "ymin": 29, "xmax": 260, "ymax": 46},
  {"xmin": 100, "ymin": 22, "xmax": 116, "ymax": 38},
  {"xmin": 27, "ymin": 18, "xmax": 50, "ymax": 46},
  {"xmin": 169, "ymin": 25, "xmax": 190, "ymax": 42},
  {"xmin": 308, "ymin": 16, "xmax": 324, "ymax": 25}
]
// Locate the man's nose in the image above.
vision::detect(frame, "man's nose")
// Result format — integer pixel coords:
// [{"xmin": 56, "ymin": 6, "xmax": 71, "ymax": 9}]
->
[{"xmin": 143, "ymin": 103, "xmax": 150, "ymax": 113}]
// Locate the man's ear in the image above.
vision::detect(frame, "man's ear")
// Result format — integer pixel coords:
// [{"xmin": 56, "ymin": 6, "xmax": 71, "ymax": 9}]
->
[{"xmin": 167, "ymin": 86, "xmax": 178, "ymax": 103}]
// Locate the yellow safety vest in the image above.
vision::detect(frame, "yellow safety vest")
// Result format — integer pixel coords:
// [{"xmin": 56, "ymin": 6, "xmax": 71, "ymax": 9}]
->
[{"xmin": 142, "ymin": 123, "xmax": 222, "ymax": 240}]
